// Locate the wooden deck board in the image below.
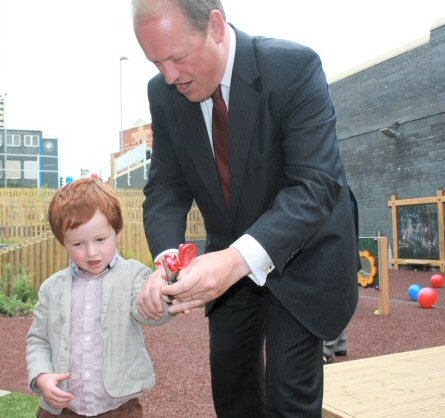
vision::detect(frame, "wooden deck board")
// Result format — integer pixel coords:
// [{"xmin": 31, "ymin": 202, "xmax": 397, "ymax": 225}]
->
[{"xmin": 322, "ymin": 346, "xmax": 445, "ymax": 417}]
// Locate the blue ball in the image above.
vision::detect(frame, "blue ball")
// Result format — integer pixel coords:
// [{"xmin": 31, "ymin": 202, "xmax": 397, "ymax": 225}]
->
[{"xmin": 408, "ymin": 284, "xmax": 422, "ymax": 301}]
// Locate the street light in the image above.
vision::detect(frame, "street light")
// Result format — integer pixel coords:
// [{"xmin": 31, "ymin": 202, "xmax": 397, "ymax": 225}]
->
[
  {"xmin": 119, "ymin": 56, "xmax": 128, "ymax": 154},
  {"xmin": 1, "ymin": 93, "xmax": 7, "ymax": 188}
]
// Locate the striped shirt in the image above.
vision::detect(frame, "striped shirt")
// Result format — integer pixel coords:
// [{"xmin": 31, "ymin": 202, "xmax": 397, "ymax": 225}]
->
[{"xmin": 67, "ymin": 254, "xmax": 138, "ymax": 416}]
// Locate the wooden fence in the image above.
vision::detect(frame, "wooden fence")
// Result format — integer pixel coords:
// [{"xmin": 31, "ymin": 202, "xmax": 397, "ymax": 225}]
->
[
  {"xmin": 0, "ymin": 224, "xmax": 152, "ymax": 291},
  {"xmin": 0, "ymin": 188, "xmax": 206, "ymax": 291},
  {"xmin": 0, "ymin": 188, "xmax": 53, "ymax": 241},
  {"xmin": 1, "ymin": 234, "xmax": 70, "ymax": 291}
]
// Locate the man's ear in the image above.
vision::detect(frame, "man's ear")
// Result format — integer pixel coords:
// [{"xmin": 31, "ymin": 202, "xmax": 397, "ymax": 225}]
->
[{"xmin": 208, "ymin": 10, "xmax": 226, "ymax": 43}]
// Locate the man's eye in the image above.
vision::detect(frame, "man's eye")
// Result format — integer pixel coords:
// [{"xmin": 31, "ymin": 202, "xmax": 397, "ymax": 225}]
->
[{"xmin": 173, "ymin": 56, "xmax": 186, "ymax": 64}]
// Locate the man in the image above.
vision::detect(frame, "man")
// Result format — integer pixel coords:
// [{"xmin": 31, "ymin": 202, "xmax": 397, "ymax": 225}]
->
[{"xmin": 133, "ymin": 1, "xmax": 359, "ymax": 416}]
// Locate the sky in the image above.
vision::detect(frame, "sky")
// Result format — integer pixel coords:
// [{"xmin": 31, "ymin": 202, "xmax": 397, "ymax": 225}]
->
[{"xmin": 0, "ymin": 0, "xmax": 444, "ymax": 181}]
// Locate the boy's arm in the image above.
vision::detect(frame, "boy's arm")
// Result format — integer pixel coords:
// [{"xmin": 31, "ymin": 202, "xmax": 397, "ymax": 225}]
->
[
  {"xmin": 26, "ymin": 280, "xmax": 55, "ymax": 392},
  {"xmin": 131, "ymin": 261, "xmax": 176, "ymax": 326}
]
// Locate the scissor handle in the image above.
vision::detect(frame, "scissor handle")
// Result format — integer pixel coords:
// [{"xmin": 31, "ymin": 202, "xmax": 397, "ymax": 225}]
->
[
  {"xmin": 163, "ymin": 242, "xmax": 197, "ymax": 275},
  {"xmin": 178, "ymin": 243, "xmax": 198, "ymax": 268}
]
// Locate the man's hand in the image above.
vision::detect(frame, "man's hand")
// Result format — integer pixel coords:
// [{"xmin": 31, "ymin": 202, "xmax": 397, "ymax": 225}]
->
[
  {"xmin": 161, "ymin": 247, "xmax": 250, "ymax": 313},
  {"xmin": 36, "ymin": 373, "xmax": 74, "ymax": 409},
  {"xmin": 137, "ymin": 269, "xmax": 170, "ymax": 320}
]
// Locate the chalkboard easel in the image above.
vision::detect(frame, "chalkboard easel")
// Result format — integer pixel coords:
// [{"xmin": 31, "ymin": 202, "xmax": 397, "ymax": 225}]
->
[{"xmin": 388, "ymin": 189, "xmax": 445, "ymax": 271}]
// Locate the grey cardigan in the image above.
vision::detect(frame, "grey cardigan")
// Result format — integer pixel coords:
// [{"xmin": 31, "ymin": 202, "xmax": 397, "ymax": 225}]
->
[{"xmin": 26, "ymin": 258, "xmax": 173, "ymax": 415}]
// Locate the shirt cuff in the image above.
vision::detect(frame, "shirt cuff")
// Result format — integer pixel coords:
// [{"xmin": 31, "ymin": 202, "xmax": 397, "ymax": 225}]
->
[
  {"xmin": 230, "ymin": 234, "xmax": 274, "ymax": 286},
  {"xmin": 30, "ymin": 375, "xmax": 42, "ymax": 394}
]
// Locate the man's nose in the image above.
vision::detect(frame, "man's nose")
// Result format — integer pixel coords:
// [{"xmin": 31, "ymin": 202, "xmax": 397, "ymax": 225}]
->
[{"xmin": 161, "ymin": 61, "xmax": 180, "ymax": 85}]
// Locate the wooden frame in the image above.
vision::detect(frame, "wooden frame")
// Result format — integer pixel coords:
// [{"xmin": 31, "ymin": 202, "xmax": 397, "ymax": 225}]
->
[
  {"xmin": 388, "ymin": 189, "xmax": 445, "ymax": 271},
  {"xmin": 358, "ymin": 236, "xmax": 389, "ymax": 315}
]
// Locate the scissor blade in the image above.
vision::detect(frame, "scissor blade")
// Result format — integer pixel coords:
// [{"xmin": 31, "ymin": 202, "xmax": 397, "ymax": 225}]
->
[
  {"xmin": 161, "ymin": 258, "xmax": 173, "ymax": 282},
  {"xmin": 161, "ymin": 258, "xmax": 177, "ymax": 303}
]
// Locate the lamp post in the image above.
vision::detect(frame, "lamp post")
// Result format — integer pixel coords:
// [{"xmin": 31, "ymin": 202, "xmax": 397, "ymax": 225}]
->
[
  {"xmin": 1, "ymin": 93, "xmax": 7, "ymax": 188},
  {"xmin": 119, "ymin": 56, "xmax": 128, "ymax": 154}
]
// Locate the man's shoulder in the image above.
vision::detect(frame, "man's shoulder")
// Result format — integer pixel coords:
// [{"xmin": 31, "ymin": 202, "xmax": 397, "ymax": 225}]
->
[
  {"xmin": 233, "ymin": 26, "xmax": 320, "ymax": 78},
  {"xmin": 253, "ymin": 35, "xmax": 317, "ymax": 63},
  {"xmin": 234, "ymin": 26, "xmax": 316, "ymax": 58}
]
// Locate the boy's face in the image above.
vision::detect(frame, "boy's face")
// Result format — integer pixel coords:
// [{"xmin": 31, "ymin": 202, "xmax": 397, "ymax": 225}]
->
[{"xmin": 63, "ymin": 210, "xmax": 121, "ymax": 277}]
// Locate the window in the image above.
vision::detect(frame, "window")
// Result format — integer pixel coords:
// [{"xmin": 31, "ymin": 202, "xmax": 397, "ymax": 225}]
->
[
  {"xmin": 24, "ymin": 135, "xmax": 39, "ymax": 147},
  {"xmin": 6, "ymin": 134, "xmax": 21, "ymax": 147},
  {"xmin": 0, "ymin": 160, "xmax": 2, "ymax": 179},
  {"xmin": 0, "ymin": 133, "xmax": 2, "ymax": 146},
  {"xmin": 24, "ymin": 160, "xmax": 39, "ymax": 179},
  {"xmin": 6, "ymin": 160, "xmax": 21, "ymax": 179}
]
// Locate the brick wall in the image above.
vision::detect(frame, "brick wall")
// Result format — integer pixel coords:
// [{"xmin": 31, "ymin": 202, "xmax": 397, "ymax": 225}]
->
[{"xmin": 331, "ymin": 21, "xmax": 445, "ymax": 246}]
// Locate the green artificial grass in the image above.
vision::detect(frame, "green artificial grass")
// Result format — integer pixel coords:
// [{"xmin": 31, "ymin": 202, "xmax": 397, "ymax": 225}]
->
[{"xmin": 0, "ymin": 392, "xmax": 40, "ymax": 418}]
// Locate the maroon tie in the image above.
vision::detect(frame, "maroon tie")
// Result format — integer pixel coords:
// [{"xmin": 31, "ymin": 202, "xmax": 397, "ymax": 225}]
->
[{"xmin": 211, "ymin": 85, "xmax": 230, "ymax": 206}]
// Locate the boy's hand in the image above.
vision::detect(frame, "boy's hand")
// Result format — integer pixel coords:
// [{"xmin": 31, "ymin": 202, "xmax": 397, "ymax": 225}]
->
[
  {"xmin": 36, "ymin": 373, "xmax": 74, "ymax": 409},
  {"xmin": 137, "ymin": 270, "xmax": 169, "ymax": 320}
]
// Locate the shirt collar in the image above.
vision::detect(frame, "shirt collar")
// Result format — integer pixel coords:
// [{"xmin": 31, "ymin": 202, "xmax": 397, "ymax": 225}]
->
[
  {"xmin": 221, "ymin": 25, "xmax": 236, "ymax": 89},
  {"xmin": 70, "ymin": 251, "xmax": 120, "ymax": 280}
]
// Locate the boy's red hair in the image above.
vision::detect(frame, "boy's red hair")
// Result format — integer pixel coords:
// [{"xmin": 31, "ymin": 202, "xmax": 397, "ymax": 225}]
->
[{"xmin": 48, "ymin": 178, "xmax": 123, "ymax": 245}]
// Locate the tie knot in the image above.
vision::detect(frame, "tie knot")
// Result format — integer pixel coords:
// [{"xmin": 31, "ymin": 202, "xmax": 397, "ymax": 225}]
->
[{"xmin": 211, "ymin": 85, "xmax": 223, "ymax": 102}]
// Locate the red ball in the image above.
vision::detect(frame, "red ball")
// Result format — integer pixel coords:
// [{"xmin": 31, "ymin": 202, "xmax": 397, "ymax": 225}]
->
[
  {"xmin": 430, "ymin": 274, "xmax": 444, "ymax": 288},
  {"xmin": 417, "ymin": 287, "xmax": 438, "ymax": 309}
]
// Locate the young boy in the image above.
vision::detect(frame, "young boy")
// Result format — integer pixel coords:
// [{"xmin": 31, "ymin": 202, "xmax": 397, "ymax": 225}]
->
[{"xmin": 26, "ymin": 178, "xmax": 174, "ymax": 418}]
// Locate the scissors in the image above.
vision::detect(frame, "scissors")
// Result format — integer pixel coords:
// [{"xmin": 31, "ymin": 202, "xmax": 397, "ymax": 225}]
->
[{"xmin": 161, "ymin": 243, "xmax": 198, "ymax": 299}]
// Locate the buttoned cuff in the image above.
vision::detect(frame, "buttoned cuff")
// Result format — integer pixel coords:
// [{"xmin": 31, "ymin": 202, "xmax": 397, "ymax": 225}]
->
[{"xmin": 231, "ymin": 234, "xmax": 274, "ymax": 286}]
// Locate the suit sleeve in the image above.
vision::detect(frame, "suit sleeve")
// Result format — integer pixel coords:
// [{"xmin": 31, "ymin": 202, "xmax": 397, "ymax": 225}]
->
[
  {"xmin": 142, "ymin": 79, "xmax": 194, "ymax": 258},
  {"xmin": 245, "ymin": 48, "xmax": 345, "ymax": 274}
]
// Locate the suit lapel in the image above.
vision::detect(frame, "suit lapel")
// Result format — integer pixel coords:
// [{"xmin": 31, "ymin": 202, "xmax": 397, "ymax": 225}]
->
[
  {"xmin": 229, "ymin": 81, "xmax": 260, "ymax": 213},
  {"xmin": 228, "ymin": 28, "xmax": 261, "ymax": 213},
  {"xmin": 169, "ymin": 29, "xmax": 261, "ymax": 217},
  {"xmin": 101, "ymin": 265, "xmax": 118, "ymax": 322},
  {"xmin": 173, "ymin": 99, "xmax": 229, "ymax": 213},
  {"xmin": 60, "ymin": 273, "xmax": 72, "ymax": 322}
]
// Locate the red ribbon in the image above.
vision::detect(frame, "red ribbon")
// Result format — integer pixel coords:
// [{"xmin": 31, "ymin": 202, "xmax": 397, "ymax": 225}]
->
[{"xmin": 164, "ymin": 243, "xmax": 197, "ymax": 273}]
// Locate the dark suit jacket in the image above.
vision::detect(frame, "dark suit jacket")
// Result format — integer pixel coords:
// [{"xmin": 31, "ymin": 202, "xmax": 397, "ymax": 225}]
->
[{"xmin": 143, "ymin": 26, "xmax": 358, "ymax": 340}]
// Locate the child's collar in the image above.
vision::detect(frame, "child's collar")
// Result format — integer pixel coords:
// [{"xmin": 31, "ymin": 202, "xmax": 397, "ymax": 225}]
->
[{"xmin": 70, "ymin": 251, "xmax": 120, "ymax": 280}]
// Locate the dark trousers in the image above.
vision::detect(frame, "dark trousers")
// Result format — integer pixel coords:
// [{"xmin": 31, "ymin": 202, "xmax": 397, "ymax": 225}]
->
[
  {"xmin": 209, "ymin": 280, "xmax": 323, "ymax": 418},
  {"xmin": 37, "ymin": 398, "xmax": 142, "ymax": 418}
]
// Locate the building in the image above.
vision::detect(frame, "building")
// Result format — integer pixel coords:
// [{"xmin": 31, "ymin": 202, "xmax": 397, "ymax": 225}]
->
[
  {"xmin": 0, "ymin": 129, "xmax": 59, "ymax": 188},
  {"xmin": 331, "ymin": 17, "xmax": 445, "ymax": 249},
  {"xmin": 111, "ymin": 121, "xmax": 153, "ymax": 190}
]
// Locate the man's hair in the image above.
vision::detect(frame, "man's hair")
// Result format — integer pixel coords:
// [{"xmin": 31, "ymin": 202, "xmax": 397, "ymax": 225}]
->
[
  {"xmin": 132, "ymin": 0, "xmax": 226, "ymax": 34},
  {"xmin": 48, "ymin": 178, "xmax": 124, "ymax": 245}
]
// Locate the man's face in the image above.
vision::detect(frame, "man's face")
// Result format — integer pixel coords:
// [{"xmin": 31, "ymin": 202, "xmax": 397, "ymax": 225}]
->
[{"xmin": 135, "ymin": 7, "xmax": 225, "ymax": 102}]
